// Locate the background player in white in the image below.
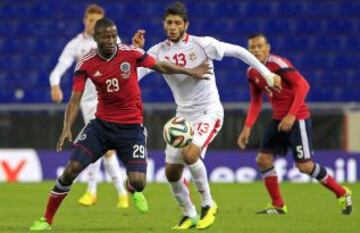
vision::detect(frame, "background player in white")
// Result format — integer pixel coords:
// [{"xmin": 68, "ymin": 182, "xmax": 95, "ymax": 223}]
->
[
  {"xmin": 49, "ymin": 4, "xmax": 128, "ymax": 208},
  {"xmin": 135, "ymin": 2, "xmax": 281, "ymax": 230}
]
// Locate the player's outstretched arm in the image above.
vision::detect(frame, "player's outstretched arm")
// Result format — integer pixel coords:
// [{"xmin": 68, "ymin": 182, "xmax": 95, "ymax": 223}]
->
[
  {"xmin": 57, "ymin": 91, "xmax": 83, "ymax": 151},
  {"xmin": 221, "ymin": 42, "xmax": 282, "ymax": 89},
  {"xmin": 152, "ymin": 61, "xmax": 211, "ymax": 79}
]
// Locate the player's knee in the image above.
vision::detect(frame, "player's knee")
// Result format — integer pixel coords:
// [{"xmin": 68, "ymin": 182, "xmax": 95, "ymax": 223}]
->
[
  {"xmin": 296, "ymin": 161, "xmax": 314, "ymax": 174},
  {"xmin": 129, "ymin": 179, "xmax": 146, "ymax": 192},
  {"xmin": 256, "ymin": 153, "xmax": 273, "ymax": 169},
  {"xmin": 128, "ymin": 172, "xmax": 146, "ymax": 192},
  {"xmin": 61, "ymin": 161, "xmax": 84, "ymax": 184},
  {"xmin": 165, "ymin": 165, "xmax": 183, "ymax": 182},
  {"xmin": 182, "ymin": 144, "xmax": 201, "ymax": 165}
]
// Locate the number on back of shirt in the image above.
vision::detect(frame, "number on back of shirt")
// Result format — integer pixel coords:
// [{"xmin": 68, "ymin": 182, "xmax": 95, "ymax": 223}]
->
[{"xmin": 106, "ymin": 78, "xmax": 119, "ymax": 92}]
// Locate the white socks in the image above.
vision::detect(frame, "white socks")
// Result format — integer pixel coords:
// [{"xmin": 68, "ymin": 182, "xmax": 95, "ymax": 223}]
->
[
  {"xmin": 86, "ymin": 159, "xmax": 101, "ymax": 195},
  {"xmin": 169, "ymin": 179, "xmax": 197, "ymax": 218},
  {"xmin": 86, "ymin": 153, "xmax": 127, "ymax": 196},
  {"xmin": 188, "ymin": 159, "xmax": 213, "ymax": 207},
  {"xmin": 103, "ymin": 154, "xmax": 127, "ymax": 196}
]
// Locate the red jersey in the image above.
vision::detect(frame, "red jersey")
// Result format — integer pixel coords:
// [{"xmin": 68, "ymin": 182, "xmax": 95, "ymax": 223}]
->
[
  {"xmin": 245, "ymin": 54, "xmax": 310, "ymax": 127},
  {"xmin": 72, "ymin": 44, "xmax": 156, "ymax": 124}
]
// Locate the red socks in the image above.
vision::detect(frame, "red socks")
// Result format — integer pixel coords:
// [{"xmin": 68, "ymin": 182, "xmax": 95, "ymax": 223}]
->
[
  {"xmin": 321, "ymin": 175, "xmax": 346, "ymax": 197},
  {"xmin": 264, "ymin": 176, "xmax": 284, "ymax": 208},
  {"xmin": 44, "ymin": 191, "xmax": 68, "ymax": 224}
]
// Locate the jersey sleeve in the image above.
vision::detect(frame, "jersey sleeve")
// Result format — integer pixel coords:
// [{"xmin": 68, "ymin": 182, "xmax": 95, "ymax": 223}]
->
[
  {"xmin": 244, "ymin": 69, "xmax": 263, "ymax": 128},
  {"xmin": 72, "ymin": 60, "xmax": 88, "ymax": 92},
  {"xmin": 133, "ymin": 48, "xmax": 156, "ymax": 68},
  {"xmin": 197, "ymin": 36, "xmax": 226, "ymax": 61},
  {"xmin": 49, "ymin": 39, "xmax": 77, "ymax": 86},
  {"xmin": 137, "ymin": 44, "xmax": 159, "ymax": 81},
  {"xmin": 282, "ymin": 70, "xmax": 310, "ymax": 116}
]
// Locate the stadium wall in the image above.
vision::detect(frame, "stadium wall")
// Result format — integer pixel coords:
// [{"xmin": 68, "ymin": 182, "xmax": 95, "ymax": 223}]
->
[
  {"xmin": 0, "ymin": 149, "xmax": 358, "ymax": 183},
  {"xmin": 0, "ymin": 107, "xmax": 344, "ymax": 150}
]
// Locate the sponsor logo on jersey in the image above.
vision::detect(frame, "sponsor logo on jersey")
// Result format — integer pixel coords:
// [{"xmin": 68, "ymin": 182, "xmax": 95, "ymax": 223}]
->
[
  {"xmin": 120, "ymin": 62, "xmax": 131, "ymax": 79},
  {"xmin": 94, "ymin": 70, "xmax": 102, "ymax": 77}
]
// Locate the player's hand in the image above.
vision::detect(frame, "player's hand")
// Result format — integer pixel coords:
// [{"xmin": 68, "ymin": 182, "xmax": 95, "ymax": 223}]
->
[
  {"xmin": 278, "ymin": 114, "xmax": 296, "ymax": 132},
  {"xmin": 237, "ymin": 126, "xmax": 251, "ymax": 149},
  {"xmin": 51, "ymin": 85, "xmax": 63, "ymax": 103},
  {"xmin": 188, "ymin": 62, "xmax": 212, "ymax": 80},
  {"xmin": 272, "ymin": 74, "xmax": 282, "ymax": 92},
  {"xmin": 132, "ymin": 29, "xmax": 145, "ymax": 48},
  {"xmin": 57, "ymin": 128, "xmax": 72, "ymax": 152}
]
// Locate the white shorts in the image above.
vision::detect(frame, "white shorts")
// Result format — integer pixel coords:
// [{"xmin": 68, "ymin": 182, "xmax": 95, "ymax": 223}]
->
[
  {"xmin": 80, "ymin": 100, "xmax": 97, "ymax": 125},
  {"xmin": 165, "ymin": 110, "xmax": 223, "ymax": 164}
]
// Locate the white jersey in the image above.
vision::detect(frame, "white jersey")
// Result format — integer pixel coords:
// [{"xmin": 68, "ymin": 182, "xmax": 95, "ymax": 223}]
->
[
  {"xmin": 138, "ymin": 34, "xmax": 274, "ymax": 115},
  {"xmin": 49, "ymin": 33, "xmax": 121, "ymax": 103}
]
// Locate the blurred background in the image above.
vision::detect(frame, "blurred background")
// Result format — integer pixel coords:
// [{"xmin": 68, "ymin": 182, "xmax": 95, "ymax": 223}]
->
[{"xmin": 0, "ymin": 0, "xmax": 359, "ymax": 183}]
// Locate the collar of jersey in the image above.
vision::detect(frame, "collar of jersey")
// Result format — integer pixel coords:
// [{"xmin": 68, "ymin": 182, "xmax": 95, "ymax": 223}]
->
[
  {"xmin": 97, "ymin": 45, "xmax": 118, "ymax": 62},
  {"xmin": 166, "ymin": 33, "xmax": 190, "ymax": 47}
]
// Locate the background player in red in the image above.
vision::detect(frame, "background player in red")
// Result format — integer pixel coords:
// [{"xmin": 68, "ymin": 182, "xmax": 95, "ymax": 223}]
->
[
  {"xmin": 237, "ymin": 33, "xmax": 352, "ymax": 215},
  {"xmin": 29, "ymin": 17, "xmax": 210, "ymax": 231}
]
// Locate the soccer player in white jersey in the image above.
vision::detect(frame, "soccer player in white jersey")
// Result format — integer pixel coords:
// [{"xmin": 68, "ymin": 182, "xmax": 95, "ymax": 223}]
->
[
  {"xmin": 49, "ymin": 4, "xmax": 129, "ymax": 208},
  {"xmin": 135, "ymin": 2, "xmax": 281, "ymax": 230}
]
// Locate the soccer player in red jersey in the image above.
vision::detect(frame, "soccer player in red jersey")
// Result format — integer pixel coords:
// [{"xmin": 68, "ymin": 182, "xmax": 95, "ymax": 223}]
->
[
  {"xmin": 49, "ymin": 3, "xmax": 129, "ymax": 209},
  {"xmin": 29, "ymin": 18, "xmax": 210, "ymax": 231},
  {"xmin": 237, "ymin": 33, "xmax": 352, "ymax": 215}
]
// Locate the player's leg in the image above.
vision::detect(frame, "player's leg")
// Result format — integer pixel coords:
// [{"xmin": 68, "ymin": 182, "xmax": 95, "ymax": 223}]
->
[
  {"xmin": 125, "ymin": 171, "xmax": 148, "ymax": 213},
  {"xmin": 30, "ymin": 160, "xmax": 86, "ymax": 231},
  {"xmin": 78, "ymin": 100, "xmax": 100, "ymax": 206},
  {"xmin": 256, "ymin": 152, "xmax": 287, "ymax": 215},
  {"xmin": 292, "ymin": 119, "xmax": 352, "ymax": 215},
  {"xmin": 30, "ymin": 121, "xmax": 106, "ymax": 230},
  {"xmin": 182, "ymin": 113, "xmax": 222, "ymax": 229},
  {"xmin": 256, "ymin": 120, "xmax": 288, "ymax": 215},
  {"xmin": 116, "ymin": 124, "xmax": 148, "ymax": 213},
  {"xmin": 102, "ymin": 150, "xmax": 129, "ymax": 208},
  {"xmin": 165, "ymin": 146, "xmax": 198, "ymax": 230},
  {"xmin": 78, "ymin": 159, "xmax": 101, "ymax": 206}
]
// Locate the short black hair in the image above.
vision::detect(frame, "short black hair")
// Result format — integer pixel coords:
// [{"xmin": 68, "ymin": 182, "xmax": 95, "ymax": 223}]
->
[
  {"xmin": 248, "ymin": 33, "xmax": 268, "ymax": 42},
  {"xmin": 164, "ymin": 2, "xmax": 188, "ymax": 22},
  {"xmin": 94, "ymin": 17, "xmax": 116, "ymax": 33}
]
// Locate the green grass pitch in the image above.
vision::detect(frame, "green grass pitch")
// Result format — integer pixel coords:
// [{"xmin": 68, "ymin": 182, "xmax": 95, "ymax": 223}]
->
[{"xmin": 0, "ymin": 182, "xmax": 358, "ymax": 233}]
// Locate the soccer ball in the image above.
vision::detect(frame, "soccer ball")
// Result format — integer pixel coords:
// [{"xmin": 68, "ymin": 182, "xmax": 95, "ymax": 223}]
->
[{"xmin": 163, "ymin": 116, "xmax": 194, "ymax": 148}]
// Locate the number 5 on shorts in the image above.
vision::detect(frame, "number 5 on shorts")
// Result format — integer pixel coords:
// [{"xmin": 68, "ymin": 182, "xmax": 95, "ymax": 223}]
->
[{"xmin": 296, "ymin": 145, "xmax": 304, "ymax": 159}]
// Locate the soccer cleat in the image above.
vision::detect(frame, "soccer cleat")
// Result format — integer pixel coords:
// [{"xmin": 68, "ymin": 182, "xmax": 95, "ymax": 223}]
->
[
  {"xmin": 116, "ymin": 194, "xmax": 129, "ymax": 208},
  {"xmin": 338, "ymin": 186, "xmax": 352, "ymax": 215},
  {"xmin": 78, "ymin": 192, "xmax": 97, "ymax": 206},
  {"xmin": 172, "ymin": 216, "xmax": 199, "ymax": 230},
  {"xmin": 196, "ymin": 201, "xmax": 218, "ymax": 229},
  {"xmin": 256, "ymin": 203, "xmax": 288, "ymax": 215},
  {"xmin": 29, "ymin": 217, "xmax": 52, "ymax": 231},
  {"xmin": 132, "ymin": 192, "xmax": 148, "ymax": 213}
]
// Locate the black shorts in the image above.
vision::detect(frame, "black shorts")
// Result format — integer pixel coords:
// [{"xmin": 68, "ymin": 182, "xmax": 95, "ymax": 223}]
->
[
  {"xmin": 260, "ymin": 119, "xmax": 313, "ymax": 162},
  {"xmin": 70, "ymin": 118, "xmax": 147, "ymax": 173}
]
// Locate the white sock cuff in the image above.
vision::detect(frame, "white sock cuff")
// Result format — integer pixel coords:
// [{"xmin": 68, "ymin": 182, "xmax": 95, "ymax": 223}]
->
[{"xmin": 188, "ymin": 159, "xmax": 204, "ymax": 170}]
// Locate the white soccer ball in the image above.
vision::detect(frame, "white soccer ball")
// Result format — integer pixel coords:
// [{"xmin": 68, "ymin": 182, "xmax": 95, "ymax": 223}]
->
[{"xmin": 163, "ymin": 116, "xmax": 194, "ymax": 148}]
